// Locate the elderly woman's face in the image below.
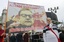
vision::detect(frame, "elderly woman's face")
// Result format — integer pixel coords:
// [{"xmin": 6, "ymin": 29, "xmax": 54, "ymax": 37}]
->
[{"xmin": 47, "ymin": 19, "xmax": 52, "ymax": 24}]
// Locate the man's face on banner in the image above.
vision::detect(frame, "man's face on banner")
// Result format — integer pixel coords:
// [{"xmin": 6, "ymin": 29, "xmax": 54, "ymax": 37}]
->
[{"xmin": 19, "ymin": 10, "xmax": 34, "ymax": 27}]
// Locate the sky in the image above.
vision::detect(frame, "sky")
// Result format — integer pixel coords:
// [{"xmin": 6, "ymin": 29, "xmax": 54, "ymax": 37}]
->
[{"xmin": 0, "ymin": 0, "xmax": 64, "ymax": 22}]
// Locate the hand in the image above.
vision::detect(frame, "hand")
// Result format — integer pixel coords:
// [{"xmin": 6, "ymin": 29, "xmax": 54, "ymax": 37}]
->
[{"xmin": 1, "ymin": 33, "xmax": 6, "ymax": 36}]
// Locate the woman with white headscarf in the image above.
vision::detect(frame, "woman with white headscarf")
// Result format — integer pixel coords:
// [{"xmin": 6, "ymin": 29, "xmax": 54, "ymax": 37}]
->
[{"xmin": 43, "ymin": 17, "xmax": 61, "ymax": 42}]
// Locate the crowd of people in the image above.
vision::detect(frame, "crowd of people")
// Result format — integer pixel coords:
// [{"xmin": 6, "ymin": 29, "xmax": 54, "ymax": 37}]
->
[{"xmin": 0, "ymin": 16, "xmax": 64, "ymax": 42}]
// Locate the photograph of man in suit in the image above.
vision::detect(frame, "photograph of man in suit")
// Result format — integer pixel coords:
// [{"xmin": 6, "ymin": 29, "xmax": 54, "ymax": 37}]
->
[{"xmin": 6, "ymin": 8, "xmax": 34, "ymax": 28}]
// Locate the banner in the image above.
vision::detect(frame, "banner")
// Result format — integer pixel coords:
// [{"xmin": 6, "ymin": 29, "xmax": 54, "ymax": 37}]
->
[{"xmin": 7, "ymin": 2, "xmax": 47, "ymax": 32}]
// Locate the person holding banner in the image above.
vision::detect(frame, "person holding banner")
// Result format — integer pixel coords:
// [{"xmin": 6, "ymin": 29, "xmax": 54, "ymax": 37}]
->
[
  {"xmin": 0, "ymin": 23, "xmax": 6, "ymax": 42},
  {"xmin": 43, "ymin": 17, "xmax": 61, "ymax": 42}
]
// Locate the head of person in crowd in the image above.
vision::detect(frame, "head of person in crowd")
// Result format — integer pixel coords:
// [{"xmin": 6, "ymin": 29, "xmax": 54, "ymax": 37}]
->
[
  {"xmin": 47, "ymin": 17, "xmax": 52, "ymax": 24},
  {"xmin": 18, "ymin": 8, "xmax": 34, "ymax": 27},
  {"xmin": 0, "ymin": 23, "xmax": 2, "ymax": 30}
]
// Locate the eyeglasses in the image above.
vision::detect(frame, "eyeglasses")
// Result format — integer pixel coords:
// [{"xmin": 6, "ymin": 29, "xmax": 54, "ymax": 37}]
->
[{"xmin": 20, "ymin": 14, "xmax": 33, "ymax": 18}]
